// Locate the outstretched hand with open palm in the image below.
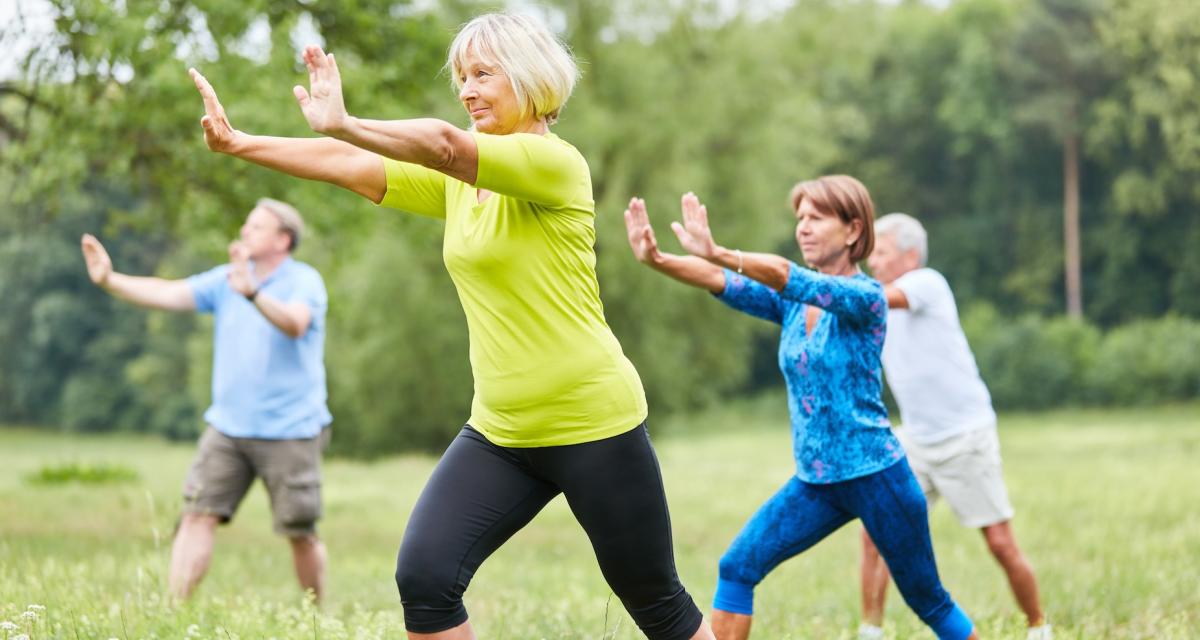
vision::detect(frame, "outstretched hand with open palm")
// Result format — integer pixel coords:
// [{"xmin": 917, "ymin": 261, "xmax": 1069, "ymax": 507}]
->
[
  {"xmin": 292, "ymin": 45, "xmax": 349, "ymax": 136},
  {"xmin": 670, "ymin": 192, "xmax": 721, "ymax": 259},
  {"xmin": 189, "ymin": 68, "xmax": 244, "ymax": 153},
  {"xmin": 624, "ymin": 198, "xmax": 665, "ymax": 265}
]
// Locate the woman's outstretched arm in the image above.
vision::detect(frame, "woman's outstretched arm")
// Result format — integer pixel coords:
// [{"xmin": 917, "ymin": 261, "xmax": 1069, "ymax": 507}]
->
[
  {"xmin": 290, "ymin": 46, "xmax": 479, "ymax": 186},
  {"xmin": 624, "ymin": 197, "xmax": 725, "ymax": 294},
  {"xmin": 669, "ymin": 192, "xmax": 792, "ymax": 290},
  {"xmin": 671, "ymin": 193, "xmax": 884, "ymax": 324},
  {"xmin": 190, "ymin": 68, "xmax": 385, "ymax": 202}
]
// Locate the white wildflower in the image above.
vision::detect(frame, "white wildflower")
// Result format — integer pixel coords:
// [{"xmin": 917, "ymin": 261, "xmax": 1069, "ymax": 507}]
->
[{"xmin": 0, "ymin": 620, "xmax": 19, "ymax": 631}]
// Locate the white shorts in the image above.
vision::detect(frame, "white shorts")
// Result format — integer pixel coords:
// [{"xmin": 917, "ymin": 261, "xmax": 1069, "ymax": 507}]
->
[{"xmin": 896, "ymin": 426, "xmax": 1014, "ymax": 528}]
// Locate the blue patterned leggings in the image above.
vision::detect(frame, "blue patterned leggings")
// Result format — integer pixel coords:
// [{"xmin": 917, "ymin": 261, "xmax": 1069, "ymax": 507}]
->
[{"xmin": 714, "ymin": 458, "xmax": 974, "ymax": 640}]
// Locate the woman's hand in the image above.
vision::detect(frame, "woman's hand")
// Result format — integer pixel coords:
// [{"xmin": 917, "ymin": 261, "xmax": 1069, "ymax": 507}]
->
[
  {"xmin": 293, "ymin": 45, "xmax": 350, "ymax": 136},
  {"xmin": 670, "ymin": 192, "xmax": 721, "ymax": 260},
  {"xmin": 624, "ymin": 197, "xmax": 665, "ymax": 265},
  {"xmin": 189, "ymin": 68, "xmax": 244, "ymax": 153}
]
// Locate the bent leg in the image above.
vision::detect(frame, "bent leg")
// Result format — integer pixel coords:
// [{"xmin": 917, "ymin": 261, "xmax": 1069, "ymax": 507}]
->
[
  {"xmin": 252, "ymin": 433, "xmax": 328, "ymax": 600},
  {"xmin": 713, "ymin": 476, "xmax": 852, "ymax": 639},
  {"xmin": 289, "ymin": 534, "xmax": 327, "ymax": 604},
  {"xmin": 545, "ymin": 424, "xmax": 708, "ymax": 640},
  {"xmin": 395, "ymin": 427, "xmax": 557, "ymax": 636},
  {"xmin": 169, "ymin": 512, "xmax": 221, "ymax": 601},
  {"xmin": 983, "ymin": 521, "xmax": 1045, "ymax": 626},
  {"xmin": 172, "ymin": 428, "xmax": 254, "ymax": 601},
  {"xmin": 856, "ymin": 460, "xmax": 974, "ymax": 640},
  {"xmin": 860, "ymin": 528, "xmax": 892, "ymax": 627}
]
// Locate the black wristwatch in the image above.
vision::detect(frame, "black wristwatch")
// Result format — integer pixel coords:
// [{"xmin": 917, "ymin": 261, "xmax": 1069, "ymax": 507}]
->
[{"xmin": 246, "ymin": 287, "xmax": 260, "ymax": 302}]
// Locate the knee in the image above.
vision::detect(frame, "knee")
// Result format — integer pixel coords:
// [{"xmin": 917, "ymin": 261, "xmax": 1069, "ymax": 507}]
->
[
  {"xmin": 861, "ymin": 528, "xmax": 881, "ymax": 556},
  {"xmin": 718, "ymin": 547, "xmax": 760, "ymax": 586},
  {"xmin": 394, "ymin": 550, "xmax": 454, "ymax": 602},
  {"xmin": 177, "ymin": 512, "xmax": 220, "ymax": 536},
  {"xmin": 718, "ymin": 549, "xmax": 743, "ymax": 582},
  {"xmin": 394, "ymin": 550, "xmax": 469, "ymax": 634},
  {"xmin": 288, "ymin": 534, "xmax": 322, "ymax": 551},
  {"xmin": 983, "ymin": 526, "xmax": 1021, "ymax": 563}
]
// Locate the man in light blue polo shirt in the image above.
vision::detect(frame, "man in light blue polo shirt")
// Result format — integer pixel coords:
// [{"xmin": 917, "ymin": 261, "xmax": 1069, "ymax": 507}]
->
[{"xmin": 81, "ymin": 198, "xmax": 331, "ymax": 603}]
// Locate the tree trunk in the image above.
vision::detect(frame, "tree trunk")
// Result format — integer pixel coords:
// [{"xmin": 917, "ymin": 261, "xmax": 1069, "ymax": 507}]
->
[{"xmin": 1063, "ymin": 132, "xmax": 1083, "ymax": 319}]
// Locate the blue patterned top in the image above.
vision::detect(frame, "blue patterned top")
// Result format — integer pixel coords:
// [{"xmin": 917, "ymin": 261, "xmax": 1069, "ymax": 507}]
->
[{"xmin": 717, "ymin": 263, "xmax": 902, "ymax": 483}]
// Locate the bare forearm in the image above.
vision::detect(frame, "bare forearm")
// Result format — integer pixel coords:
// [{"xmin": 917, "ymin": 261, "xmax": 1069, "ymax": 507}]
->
[
  {"xmin": 647, "ymin": 253, "xmax": 726, "ymax": 294},
  {"xmin": 707, "ymin": 247, "xmax": 792, "ymax": 291},
  {"xmin": 102, "ymin": 273, "xmax": 195, "ymax": 311},
  {"xmin": 333, "ymin": 117, "xmax": 477, "ymax": 184},
  {"xmin": 883, "ymin": 284, "xmax": 910, "ymax": 309},
  {"xmin": 227, "ymin": 134, "xmax": 385, "ymax": 202},
  {"xmin": 252, "ymin": 293, "xmax": 311, "ymax": 339}
]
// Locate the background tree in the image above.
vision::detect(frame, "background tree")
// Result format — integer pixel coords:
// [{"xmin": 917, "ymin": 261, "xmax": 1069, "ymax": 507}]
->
[
  {"xmin": 2, "ymin": 0, "xmax": 1197, "ymax": 451},
  {"xmin": 1007, "ymin": 0, "xmax": 1112, "ymax": 319}
]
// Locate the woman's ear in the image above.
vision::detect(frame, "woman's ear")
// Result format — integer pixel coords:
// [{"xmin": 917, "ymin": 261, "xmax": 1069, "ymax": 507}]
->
[{"xmin": 846, "ymin": 219, "xmax": 863, "ymax": 246}]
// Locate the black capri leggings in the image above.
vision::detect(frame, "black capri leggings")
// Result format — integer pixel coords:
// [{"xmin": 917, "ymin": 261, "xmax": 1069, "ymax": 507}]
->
[{"xmin": 395, "ymin": 423, "xmax": 704, "ymax": 639}]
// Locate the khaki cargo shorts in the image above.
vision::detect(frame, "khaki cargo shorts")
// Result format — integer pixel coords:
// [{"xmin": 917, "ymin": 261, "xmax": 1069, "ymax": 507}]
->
[
  {"xmin": 896, "ymin": 426, "xmax": 1015, "ymax": 528},
  {"xmin": 182, "ymin": 426, "xmax": 330, "ymax": 537}
]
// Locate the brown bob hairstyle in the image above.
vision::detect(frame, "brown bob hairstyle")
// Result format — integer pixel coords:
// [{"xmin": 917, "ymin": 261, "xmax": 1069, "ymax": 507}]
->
[{"xmin": 788, "ymin": 175, "xmax": 876, "ymax": 263}]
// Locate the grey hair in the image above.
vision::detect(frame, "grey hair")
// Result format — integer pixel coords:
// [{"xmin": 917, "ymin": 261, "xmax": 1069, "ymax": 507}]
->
[
  {"xmin": 447, "ymin": 12, "xmax": 580, "ymax": 125},
  {"xmin": 875, "ymin": 212, "xmax": 927, "ymax": 266},
  {"xmin": 255, "ymin": 198, "xmax": 304, "ymax": 252}
]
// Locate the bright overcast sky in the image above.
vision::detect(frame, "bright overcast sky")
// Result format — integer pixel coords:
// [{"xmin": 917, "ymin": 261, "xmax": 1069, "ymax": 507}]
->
[{"xmin": 1, "ymin": 0, "xmax": 56, "ymax": 80}]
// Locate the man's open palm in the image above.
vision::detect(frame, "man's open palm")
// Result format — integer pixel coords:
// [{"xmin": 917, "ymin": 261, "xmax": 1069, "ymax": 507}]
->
[{"xmin": 81, "ymin": 234, "xmax": 113, "ymax": 286}]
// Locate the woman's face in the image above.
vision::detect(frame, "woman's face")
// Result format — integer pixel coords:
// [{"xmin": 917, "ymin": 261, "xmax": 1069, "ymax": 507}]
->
[
  {"xmin": 457, "ymin": 47, "xmax": 533, "ymax": 135},
  {"xmin": 794, "ymin": 198, "xmax": 861, "ymax": 271}
]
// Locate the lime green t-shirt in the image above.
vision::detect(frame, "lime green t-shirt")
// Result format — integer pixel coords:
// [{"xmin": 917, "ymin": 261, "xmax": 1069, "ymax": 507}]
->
[{"xmin": 378, "ymin": 131, "xmax": 647, "ymax": 447}]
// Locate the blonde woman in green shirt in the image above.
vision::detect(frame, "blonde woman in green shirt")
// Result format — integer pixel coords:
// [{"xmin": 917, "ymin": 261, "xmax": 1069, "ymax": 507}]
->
[{"xmin": 190, "ymin": 12, "xmax": 714, "ymax": 640}]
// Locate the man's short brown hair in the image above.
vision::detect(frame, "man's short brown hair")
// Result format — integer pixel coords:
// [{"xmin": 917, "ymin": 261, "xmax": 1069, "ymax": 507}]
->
[{"xmin": 256, "ymin": 198, "xmax": 304, "ymax": 252}]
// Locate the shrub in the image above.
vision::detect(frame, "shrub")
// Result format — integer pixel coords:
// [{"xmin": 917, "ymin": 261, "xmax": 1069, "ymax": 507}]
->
[
  {"xmin": 963, "ymin": 304, "xmax": 1101, "ymax": 409},
  {"xmin": 1088, "ymin": 315, "xmax": 1200, "ymax": 405}
]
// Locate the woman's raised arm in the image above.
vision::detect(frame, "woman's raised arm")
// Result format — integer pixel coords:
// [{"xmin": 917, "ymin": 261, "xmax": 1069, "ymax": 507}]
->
[
  {"xmin": 624, "ymin": 197, "xmax": 725, "ymax": 294},
  {"xmin": 189, "ymin": 68, "xmax": 385, "ymax": 203},
  {"xmin": 290, "ymin": 46, "xmax": 479, "ymax": 186}
]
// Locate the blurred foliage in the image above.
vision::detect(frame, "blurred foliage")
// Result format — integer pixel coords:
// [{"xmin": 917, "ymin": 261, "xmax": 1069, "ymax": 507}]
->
[
  {"xmin": 964, "ymin": 304, "xmax": 1200, "ymax": 409},
  {"xmin": 24, "ymin": 460, "xmax": 140, "ymax": 485},
  {"xmin": 1, "ymin": 0, "xmax": 1197, "ymax": 453}
]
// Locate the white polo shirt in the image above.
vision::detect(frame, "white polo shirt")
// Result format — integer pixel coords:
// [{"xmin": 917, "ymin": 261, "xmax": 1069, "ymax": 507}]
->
[{"xmin": 882, "ymin": 268, "xmax": 996, "ymax": 445}]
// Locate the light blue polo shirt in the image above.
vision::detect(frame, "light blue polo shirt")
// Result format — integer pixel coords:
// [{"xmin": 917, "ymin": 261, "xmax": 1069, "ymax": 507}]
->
[{"xmin": 187, "ymin": 257, "xmax": 331, "ymax": 440}]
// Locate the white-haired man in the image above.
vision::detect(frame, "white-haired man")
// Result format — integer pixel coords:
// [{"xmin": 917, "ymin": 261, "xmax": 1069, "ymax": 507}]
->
[
  {"xmin": 859, "ymin": 213, "xmax": 1050, "ymax": 640},
  {"xmin": 81, "ymin": 198, "xmax": 331, "ymax": 603}
]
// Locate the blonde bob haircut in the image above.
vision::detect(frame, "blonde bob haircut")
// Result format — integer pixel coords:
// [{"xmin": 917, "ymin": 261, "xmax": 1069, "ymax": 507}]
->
[{"xmin": 447, "ymin": 12, "xmax": 580, "ymax": 125}]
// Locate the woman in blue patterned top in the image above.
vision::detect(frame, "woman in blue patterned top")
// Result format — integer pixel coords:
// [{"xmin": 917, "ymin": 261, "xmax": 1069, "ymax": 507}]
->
[{"xmin": 623, "ymin": 177, "xmax": 977, "ymax": 640}]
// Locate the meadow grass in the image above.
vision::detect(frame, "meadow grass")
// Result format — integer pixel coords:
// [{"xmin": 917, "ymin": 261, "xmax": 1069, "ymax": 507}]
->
[{"xmin": 1, "ymin": 401, "xmax": 1197, "ymax": 638}]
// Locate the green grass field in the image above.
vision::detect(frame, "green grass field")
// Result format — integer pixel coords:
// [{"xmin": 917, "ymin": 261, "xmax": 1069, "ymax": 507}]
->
[{"xmin": 2, "ymin": 402, "xmax": 1197, "ymax": 639}]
